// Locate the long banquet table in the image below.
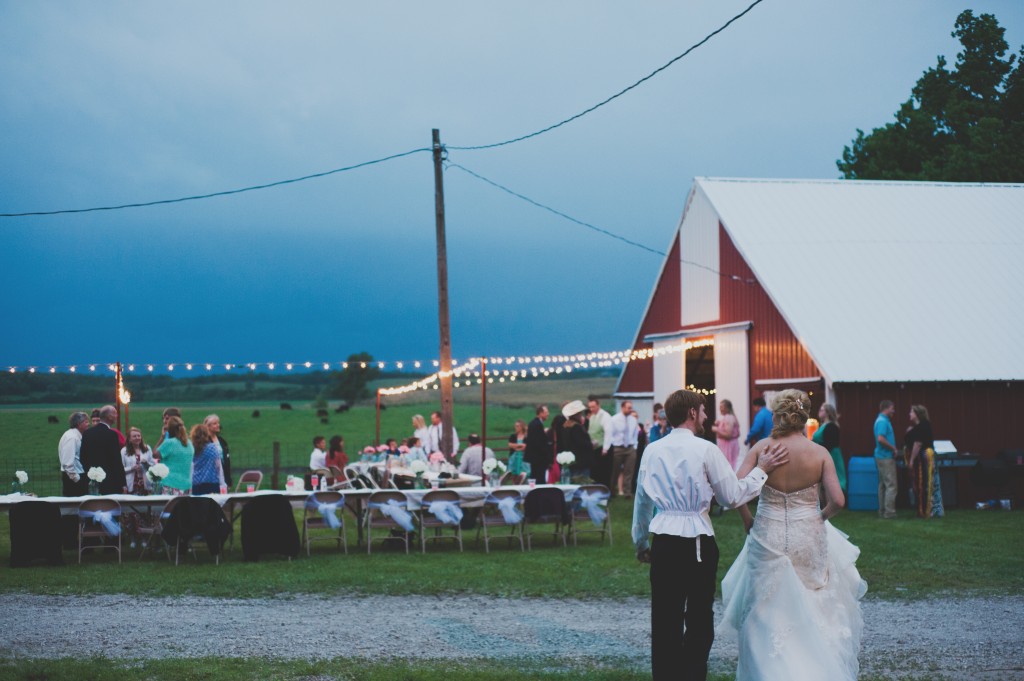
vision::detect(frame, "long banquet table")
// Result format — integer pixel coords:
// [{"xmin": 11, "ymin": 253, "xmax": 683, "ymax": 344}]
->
[{"xmin": 0, "ymin": 484, "xmax": 582, "ymax": 549}]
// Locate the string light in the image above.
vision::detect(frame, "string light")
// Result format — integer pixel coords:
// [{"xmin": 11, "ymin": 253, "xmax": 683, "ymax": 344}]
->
[{"xmin": 5, "ymin": 339, "xmax": 715, "ymax": 379}]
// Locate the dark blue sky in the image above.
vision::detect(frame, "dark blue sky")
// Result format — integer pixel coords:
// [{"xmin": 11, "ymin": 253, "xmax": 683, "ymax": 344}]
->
[{"xmin": 2, "ymin": 1, "xmax": 1021, "ymax": 372}]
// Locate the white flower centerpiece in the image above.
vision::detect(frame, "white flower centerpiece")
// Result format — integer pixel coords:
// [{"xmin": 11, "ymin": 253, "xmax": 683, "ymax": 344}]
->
[
  {"xmin": 408, "ymin": 459, "xmax": 428, "ymax": 488},
  {"xmin": 482, "ymin": 458, "xmax": 507, "ymax": 487},
  {"xmin": 146, "ymin": 462, "xmax": 170, "ymax": 494},
  {"xmin": 86, "ymin": 466, "xmax": 106, "ymax": 495},
  {"xmin": 556, "ymin": 451, "xmax": 576, "ymax": 484},
  {"xmin": 11, "ymin": 470, "xmax": 28, "ymax": 494}
]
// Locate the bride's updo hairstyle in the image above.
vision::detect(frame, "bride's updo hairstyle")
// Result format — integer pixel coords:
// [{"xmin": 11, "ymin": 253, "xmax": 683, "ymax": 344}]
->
[{"xmin": 770, "ymin": 389, "xmax": 811, "ymax": 438}]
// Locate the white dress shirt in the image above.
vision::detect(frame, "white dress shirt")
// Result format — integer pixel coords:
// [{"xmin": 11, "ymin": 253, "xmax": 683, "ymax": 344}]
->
[
  {"xmin": 608, "ymin": 412, "xmax": 639, "ymax": 447},
  {"xmin": 632, "ymin": 428, "xmax": 768, "ymax": 552},
  {"xmin": 58, "ymin": 427, "xmax": 84, "ymax": 477},
  {"xmin": 309, "ymin": 447, "xmax": 327, "ymax": 470},
  {"xmin": 426, "ymin": 423, "xmax": 460, "ymax": 456}
]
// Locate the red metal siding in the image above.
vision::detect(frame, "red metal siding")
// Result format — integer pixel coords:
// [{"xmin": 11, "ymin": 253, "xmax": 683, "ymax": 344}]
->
[
  {"xmin": 834, "ymin": 381, "xmax": 1024, "ymax": 506},
  {"xmin": 617, "ymin": 233, "xmax": 681, "ymax": 394},
  {"xmin": 715, "ymin": 224, "xmax": 820, "ymax": 397}
]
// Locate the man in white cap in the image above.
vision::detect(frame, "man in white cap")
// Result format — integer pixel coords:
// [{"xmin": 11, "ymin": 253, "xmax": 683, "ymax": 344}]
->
[{"xmin": 557, "ymin": 400, "xmax": 592, "ymax": 479}]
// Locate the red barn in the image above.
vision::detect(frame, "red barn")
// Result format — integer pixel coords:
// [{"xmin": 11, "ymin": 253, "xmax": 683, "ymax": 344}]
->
[{"xmin": 616, "ymin": 178, "xmax": 1024, "ymax": 505}]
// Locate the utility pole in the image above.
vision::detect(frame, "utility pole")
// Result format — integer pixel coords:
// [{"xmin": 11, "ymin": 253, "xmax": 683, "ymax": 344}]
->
[{"xmin": 432, "ymin": 129, "xmax": 455, "ymax": 458}]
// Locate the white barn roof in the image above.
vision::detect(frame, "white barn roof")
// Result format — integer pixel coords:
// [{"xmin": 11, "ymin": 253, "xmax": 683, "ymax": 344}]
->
[{"xmin": 694, "ymin": 177, "xmax": 1024, "ymax": 383}]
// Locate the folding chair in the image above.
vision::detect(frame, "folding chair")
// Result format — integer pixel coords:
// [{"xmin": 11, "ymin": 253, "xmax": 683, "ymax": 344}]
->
[
  {"xmin": 327, "ymin": 466, "xmax": 354, "ymax": 490},
  {"xmin": 161, "ymin": 496, "xmax": 231, "ymax": 565},
  {"xmin": 499, "ymin": 472, "xmax": 527, "ymax": 486},
  {"xmin": 417, "ymin": 489, "xmax": 463, "ymax": 553},
  {"xmin": 569, "ymin": 484, "xmax": 612, "ymax": 546},
  {"xmin": 240, "ymin": 494, "xmax": 300, "ymax": 562},
  {"xmin": 10, "ymin": 501, "xmax": 64, "ymax": 567},
  {"xmin": 476, "ymin": 489, "xmax": 524, "ymax": 553},
  {"xmin": 136, "ymin": 496, "xmax": 178, "ymax": 561},
  {"xmin": 233, "ymin": 470, "xmax": 264, "ymax": 493},
  {"xmin": 302, "ymin": 491, "xmax": 347, "ymax": 556},
  {"xmin": 78, "ymin": 498, "xmax": 122, "ymax": 564},
  {"xmin": 523, "ymin": 487, "xmax": 570, "ymax": 550},
  {"xmin": 365, "ymin": 490, "xmax": 413, "ymax": 554}
]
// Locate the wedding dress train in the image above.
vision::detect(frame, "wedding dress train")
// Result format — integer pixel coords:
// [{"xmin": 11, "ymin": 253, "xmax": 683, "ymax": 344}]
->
[{"xmin": 721, "ymin": 484, "xmax": 867, "ymax": 681}]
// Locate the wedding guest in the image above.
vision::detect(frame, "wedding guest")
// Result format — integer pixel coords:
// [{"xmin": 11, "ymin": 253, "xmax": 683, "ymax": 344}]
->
[
  {"xmin": 309, "ymin": 436, "xmax": 328, "ymax": 470},
  {"xmin": 384, "ymin": 438, "xmax": 400, "ymax": 456},
  {"xmin": 404, "ymin": 437, "xmax": 428, "ymax": 464},
  {"xmin": 507, "ymin": 419, "xmax": 528, "ymax": 477},
  {"xmin": 649, "ymin": 408, "xmax": 672, "ymax": 444},
  {"xmin": 58, "ymin": 411, "xmax": 90, "ymax": 496},
  {"xmin": 905, "ymin": 404, "xmax": 943, "ymax": 518},
  {"xmin": 608, "ymin": 400, "xmax": 639, "ymax": 499},
  {"xmin": 156, "ymin": 416, "xmax": 193, "ymax": 495},
  {"xmin": 80, "ymin": 405, "xmax": 127, "ymax": 494},
  {"xmin": 813, "ymin": 403, "xmax": 846, "ymax": 491},
  {"xmin": 121, "ymin": 426, "xmax": 157, "ymax": 547},
  {"xmin": 204, "ymin": 414, "xmax": 231, "ymax": 488},
  {"xmin": 587, "ymin": 398, "xmax": 613, "ymax": 487},
  {"xmin": 191, "ymin": 423, "xmax": 225, "ymax": 495},
  {"xmin": 326, "ymin": 435, "xmax": 348, "ymax": 473},
  {"xmin": 558, "ymin": 401, "xmax": 593, "ymax": 479},
  {"xmin": 426, "ymin": 411, "xmax": 460, "ymax": 458},
  {"xmin": 745, "ymin": 397, "xmax": 772, "ymax": 448},
  {"xmin": 873, "ymin": 400, "xmax": 899, "ymax": 519},
  {"xmin": 153, "ymin": 407, "xmax": 182, "ymax": 457},
  {"xmin": 120, "ymin": 427, "xmax": 155, "ymax": 494},
  {"xmin": 524, "ymin": 405, "xmax": 552, "ymax": 484},
  {"xmin": 458, "ymin": 434, "xmax": 495, "ymax": 477},
  {"xmin": 713, "ymin": 399, "xmax": 741, "ymax": 471},
  {"xmin": 412, "ymin": 414, "xmax": 430, "ymax": 450}
]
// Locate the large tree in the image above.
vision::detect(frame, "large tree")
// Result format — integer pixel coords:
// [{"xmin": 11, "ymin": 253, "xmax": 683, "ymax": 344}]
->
[
  {"xmin": 838, "ymin": 11, "xmax": 1024, "ymax": 182},
  {"xmin": 329, "ymin": 352, "xmax": 380, "ymax": 403}
]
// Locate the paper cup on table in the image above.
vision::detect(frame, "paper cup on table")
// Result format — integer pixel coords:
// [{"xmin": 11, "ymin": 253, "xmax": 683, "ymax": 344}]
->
[
  {"xmin": 246, "ymin": 483, "xmax": 255, "ymax": 493},
  {"xmin": 528, "ymin": 479, "xmax": 536, "ymax": 488},
  {"xmin": 219, "ymin": 484, "xmax": 228, "ymax": 494},
  {"xmin": 430, "ymin": 478, "xmax": 439, "ymax": 489}
]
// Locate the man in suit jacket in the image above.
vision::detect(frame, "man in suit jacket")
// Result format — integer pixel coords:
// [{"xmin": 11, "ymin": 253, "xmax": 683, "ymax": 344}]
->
[
  {"xmin": 80, "ymin": 405, "xmax": 127, "ymax": 494},
  {"xmin": 524, "ymin": 404, "xmax": 551, "ymax": 483}
]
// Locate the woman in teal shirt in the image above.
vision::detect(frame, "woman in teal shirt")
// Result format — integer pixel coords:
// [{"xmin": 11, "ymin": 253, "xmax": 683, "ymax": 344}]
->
[{"xmin": 156, "ymin": 416, "xmax": 194, "ymax": 495}]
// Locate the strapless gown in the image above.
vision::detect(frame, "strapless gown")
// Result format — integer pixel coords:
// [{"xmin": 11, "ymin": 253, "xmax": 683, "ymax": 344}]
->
[{"xmin": 720, "ymin": 484, "xmax": 867, "ymax": 680}]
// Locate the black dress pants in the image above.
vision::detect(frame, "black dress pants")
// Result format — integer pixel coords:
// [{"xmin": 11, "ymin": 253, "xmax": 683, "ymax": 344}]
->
[
  {"xmin": 650, "ymin": 533, "xmax": 720, "ymax": 681},
  {"xmin": 62, "ymin": 472, "xmax": 88, "ymax": 497}
]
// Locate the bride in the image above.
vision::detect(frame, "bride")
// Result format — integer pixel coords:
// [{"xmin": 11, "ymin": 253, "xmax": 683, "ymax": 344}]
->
[{"xmin": 721, "ymin": 389, "xmax": 867, "ymax": 680}]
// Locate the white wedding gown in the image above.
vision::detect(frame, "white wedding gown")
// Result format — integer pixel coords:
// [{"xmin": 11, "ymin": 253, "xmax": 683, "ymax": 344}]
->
[{"xmin": 721, "ymin": 484, "xmax": 867, "ymax": 681}]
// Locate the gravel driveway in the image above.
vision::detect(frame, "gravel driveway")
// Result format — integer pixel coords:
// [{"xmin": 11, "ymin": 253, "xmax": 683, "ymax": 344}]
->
[{"xmin": 2, "ymin": 593, "xmax": 1021, "ymax": 680}]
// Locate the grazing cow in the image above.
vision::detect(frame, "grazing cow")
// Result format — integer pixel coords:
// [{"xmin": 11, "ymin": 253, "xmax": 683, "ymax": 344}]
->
[
  {"xmin": 252, "ymin": 410, "xmax": 261, "ymax": 418},
  {"xmin": 334, "ymin": 404, "xmax": 350, "ymax": 414},
  {"xmin": 280, "ymin": 403, "xmax": 292, "ymax": 410},
  {"xmin": 316, "ymin": 409, "xmax": 329, "ymax": 418},
  {"xmin": 47, "ymin": 415, "xmax": 59, "ymax": 424}
]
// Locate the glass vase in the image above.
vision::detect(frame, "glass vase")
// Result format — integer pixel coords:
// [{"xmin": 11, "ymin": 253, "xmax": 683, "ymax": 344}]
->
[
  {"xmin": 88, "ymin": 481, "xmax": 100, "ymax": 496},
  {"xmin": 560, "ymin": 467, "xmax": 572, "ymax": 485},
  {"xmin": 11, "ymin": 481, "xmax": 23, "ymax": 495},
  {"xmin": 415, "ymin": 474, "xmax": 425, "ymax": 490},
  {"xmin": 489, "ymin": 472, "xmax": 502, "ymax": 488}
]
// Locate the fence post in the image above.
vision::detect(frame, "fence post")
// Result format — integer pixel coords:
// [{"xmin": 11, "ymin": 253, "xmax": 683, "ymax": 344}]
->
[{"xmin": 272, "ymin": 441, "xmax": 280, "ymax": 490}]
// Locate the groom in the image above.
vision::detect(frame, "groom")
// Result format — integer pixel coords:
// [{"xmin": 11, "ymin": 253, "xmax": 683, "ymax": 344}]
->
[{"xmin": 633, "ymin": 389, "xmax": 788, "ymax": 680}]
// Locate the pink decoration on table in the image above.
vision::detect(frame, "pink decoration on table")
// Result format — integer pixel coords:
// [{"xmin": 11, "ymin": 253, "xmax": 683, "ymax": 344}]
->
[
  {"xmin": 429, "ymin": 451, "xmax": 446, "ymax": 463},
  {"xmin": 363, "ymin": 446, "xmax": 376, "ymax": 454},
  {"xmin": 377, "ymin": 444, "xmax": 389, "ymax": 453},
  {"xmin": 398, "ymin": 445, "xmax": 410, "ymax": 454}
]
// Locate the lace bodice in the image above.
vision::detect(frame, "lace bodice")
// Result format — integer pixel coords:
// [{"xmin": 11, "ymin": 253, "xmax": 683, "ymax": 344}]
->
[{"xmin": 752, "ymin": 484, "xmax": 828, "ymax": 589}]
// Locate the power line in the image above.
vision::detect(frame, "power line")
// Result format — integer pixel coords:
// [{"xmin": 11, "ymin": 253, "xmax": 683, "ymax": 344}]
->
[
  {"xmin": 0, "ymin": 147, "xmax": 431, "ymax": 218},
  {"xmin": 446, "ymin": 162, "xmax": 754, "ymax": 284},
  {"xmin": 448, "ymin": 0, "xmax": 766, "ymax": 151}
]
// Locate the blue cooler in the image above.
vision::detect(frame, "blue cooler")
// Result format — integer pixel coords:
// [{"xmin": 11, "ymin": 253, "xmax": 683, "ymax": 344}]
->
[{"xmin": 847, "ymin": 456, "xmax": 879, "ymax": 511}]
